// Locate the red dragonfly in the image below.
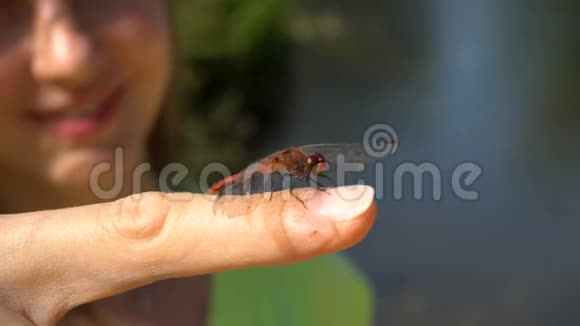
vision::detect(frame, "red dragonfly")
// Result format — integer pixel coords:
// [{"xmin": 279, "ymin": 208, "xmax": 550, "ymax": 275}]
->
[{"xmin": 208, "ymin": 143, "xmax": 379, "ymax": 216}]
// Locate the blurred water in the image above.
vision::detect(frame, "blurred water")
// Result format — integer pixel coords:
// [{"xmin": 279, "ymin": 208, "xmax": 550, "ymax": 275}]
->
[{"xmin": 258, "ymin": 1, "xmax": 580, "ymax": 325}]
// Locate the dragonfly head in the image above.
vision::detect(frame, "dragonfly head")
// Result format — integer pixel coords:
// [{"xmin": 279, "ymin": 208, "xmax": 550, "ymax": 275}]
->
[{"xmin": 306, "ymin": 152, "xmax": 328, "ymax": 175}]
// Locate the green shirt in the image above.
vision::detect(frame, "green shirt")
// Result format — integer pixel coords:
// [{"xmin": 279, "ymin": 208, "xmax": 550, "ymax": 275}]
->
[{"xmin": 207, "ymin": 254, "xmax": 374, "ymax": 326}]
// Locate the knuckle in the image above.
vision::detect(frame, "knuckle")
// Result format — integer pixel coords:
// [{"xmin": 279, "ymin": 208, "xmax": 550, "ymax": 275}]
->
[{"xmin": 102, "ymin": 192, "xmax": 172, "ymax": 242}]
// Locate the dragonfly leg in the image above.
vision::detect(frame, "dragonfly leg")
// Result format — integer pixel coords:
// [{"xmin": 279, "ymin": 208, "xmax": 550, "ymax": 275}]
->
[
  {"xmin": 264, "ymin": 171, "xmax": 285, "ymax": 202},
  {"xmin": 307, "ymin": 174, "xmax": 330, "ymax": 195},
  {"xmin": 212, "ymin": 192, "xmax": 223, "ymax": 216},
  {"xmin": 290, "ymin": 186, "xmax": 307, "ymax": 209},
  {"xmin": 318, "ymin": 174, "xmax": 336, "ymax": 188},
  {"xmin": 315, "ymin": 181, "xmax": 331, "ymax": 195}
]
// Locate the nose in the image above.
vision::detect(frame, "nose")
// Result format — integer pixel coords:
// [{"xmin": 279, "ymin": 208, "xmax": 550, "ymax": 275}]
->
[{"xmin": 31, "ymin": 0, "xmax": 101, "ymax": 87}]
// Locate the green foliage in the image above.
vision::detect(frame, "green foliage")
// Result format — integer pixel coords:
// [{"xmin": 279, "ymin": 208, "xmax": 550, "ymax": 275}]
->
[
  {"xmin": 173, "ymin": 0, "xmax": 290, "ymax": 59},
  {"xmin": 167, "ymin": 0, "xmax": 294, "ymax": 192}
]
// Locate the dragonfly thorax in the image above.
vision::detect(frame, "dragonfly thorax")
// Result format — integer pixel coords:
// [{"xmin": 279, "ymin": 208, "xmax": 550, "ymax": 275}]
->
[{"xmin": 305, "ymin": 152, "xmax": 328, "ymax": 176}]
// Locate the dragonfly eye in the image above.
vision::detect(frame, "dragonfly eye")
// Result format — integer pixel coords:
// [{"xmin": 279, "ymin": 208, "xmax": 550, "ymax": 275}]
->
[{"xmin": 314, "ymin": 153, "xmax": 325, "ymax": 163}]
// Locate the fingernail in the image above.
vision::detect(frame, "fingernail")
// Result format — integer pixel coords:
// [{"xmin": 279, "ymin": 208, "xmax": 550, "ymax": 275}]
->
[{"xmin": 306, "ymin": 185, "xmax": 375, "ymax": 221}]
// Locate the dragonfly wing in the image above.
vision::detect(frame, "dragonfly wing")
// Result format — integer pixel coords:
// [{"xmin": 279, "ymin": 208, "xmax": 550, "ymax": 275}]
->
[
  {"xmin": 218, "ymin": 150, "xmax": 290, "ymax": 195},
  {"xmin": 297, "ymin": 143, "xmax": 384, "ymax": 188},
  {"xmin": 298, "ymin": 143, "xmax": 378, "ymax": 163}
]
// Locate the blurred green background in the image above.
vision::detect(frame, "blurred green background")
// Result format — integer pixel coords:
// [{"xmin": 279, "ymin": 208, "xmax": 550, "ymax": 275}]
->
[
  {"xmin": 170, "ymin": 1, "xmax": 580, "ymax": 325},
  {"xmin": 169, "ymin": 0, "xmax": 293, "ymax": 183}
]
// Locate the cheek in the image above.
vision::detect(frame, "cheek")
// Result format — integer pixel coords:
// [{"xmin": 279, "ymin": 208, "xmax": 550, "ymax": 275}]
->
[
  {"xmin": 103, "ymin": 0, "xmax": 173, "ymax": 157},
  {"xmin": 102, "ymin": 1, "xmax": 173, "ymax": 79},
  {"xmin": 101, "ymin": 1, "xmax": 173, "ymax": 143},
  {"xmin": 0, "ymin": 42, "xmax": 42, "ymax": 176}
]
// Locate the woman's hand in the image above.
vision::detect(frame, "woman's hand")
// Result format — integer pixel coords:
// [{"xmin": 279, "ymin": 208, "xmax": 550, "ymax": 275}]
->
[{"xmin": 0, "ymin": 185, "xmax": 376, "ymax": 325}]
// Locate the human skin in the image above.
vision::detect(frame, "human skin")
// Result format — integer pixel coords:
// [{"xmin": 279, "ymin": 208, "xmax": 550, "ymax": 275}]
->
[{"xmin": 0, "ymin": 1, "xmax": 377, "ymax": 325}]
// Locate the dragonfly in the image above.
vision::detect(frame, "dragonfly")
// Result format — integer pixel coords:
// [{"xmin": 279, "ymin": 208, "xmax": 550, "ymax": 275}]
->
[{"xmin": 208, "ymin": 143, "xmax": 386, "ymax": 217}]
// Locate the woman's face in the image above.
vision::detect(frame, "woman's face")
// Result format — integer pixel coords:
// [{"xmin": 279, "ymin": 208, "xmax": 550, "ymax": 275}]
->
[{"xmin": 0, "ymin": 0, "xmax": 172, "ymax": 186}]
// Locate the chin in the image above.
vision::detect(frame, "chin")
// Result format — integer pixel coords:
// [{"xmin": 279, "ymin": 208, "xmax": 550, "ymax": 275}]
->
[{"xmin": 47, "ymin": 147, "xmax": 143, "ymax": 195}]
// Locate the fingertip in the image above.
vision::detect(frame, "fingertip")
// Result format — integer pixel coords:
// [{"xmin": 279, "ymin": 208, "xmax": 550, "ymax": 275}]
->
[
  {"xmin": 305, "ymin": 185, "xmax": 377, "ymax": 221},
  {"xmin": 264, "ymin": 185, "xmax": 378, "ymax": 259},
  {"xmin": 166, "ymin": 188, "xmax": 378, "ymax": 271}
]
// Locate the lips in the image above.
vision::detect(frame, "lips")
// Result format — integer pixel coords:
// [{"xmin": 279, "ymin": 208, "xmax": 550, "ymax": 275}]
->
[{"xmin": 28, "ymin": 86, "xmax": 125, "ymax": 139}]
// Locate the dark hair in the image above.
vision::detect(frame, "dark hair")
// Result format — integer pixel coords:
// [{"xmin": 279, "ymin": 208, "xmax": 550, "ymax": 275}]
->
[
  {"xmin": 146, "ymin": 2, "xmax": 192, "ymax": 179},
  {"xmin": 145, "ymin": 20, "xmax": 181, "ymax": 177}
]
